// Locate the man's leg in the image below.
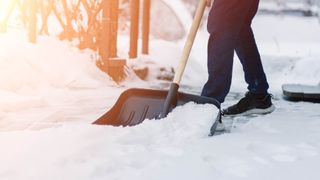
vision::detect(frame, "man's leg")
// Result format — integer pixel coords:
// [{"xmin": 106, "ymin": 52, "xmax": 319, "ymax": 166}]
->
[
  {"xmin": 201, "ymin": 32, "xmax": 235, "ymax": 103},
  {"xmin": 235, "ymin": 26, "xmax": 269, "ymax": 95},
  {"xmin": 235, "ymin": 0, "xmax": 269, "ymax": 95},
  {"xmin": 223, "ymin": 0, "xmax": 275, "ymax": 116},
  {"xmin": 201, "ymin": 0, "xmax": 256, "ymax": 103}
]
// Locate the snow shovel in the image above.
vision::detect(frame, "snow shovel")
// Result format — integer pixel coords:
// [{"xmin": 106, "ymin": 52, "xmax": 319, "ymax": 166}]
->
[
  {"xmin": 282, "ymin": 84, "xmax": 320, "ymax": 103},
  {"xmin": 93, "ymin": 0, "xmax": 221, "ymax": 127}
]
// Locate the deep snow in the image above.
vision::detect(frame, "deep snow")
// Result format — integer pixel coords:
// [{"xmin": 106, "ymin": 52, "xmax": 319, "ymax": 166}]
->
[{"xmin": 1, "ymin": 2, "xmax": 320, "ymax": 180}]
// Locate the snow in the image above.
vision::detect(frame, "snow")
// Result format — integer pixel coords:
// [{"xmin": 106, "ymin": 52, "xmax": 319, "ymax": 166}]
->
[
  {"xmin": 0, "ymin": 31, "xmax": 111, "ymax": 91},
  {"xmin": 1, "ymin": 2, "xmax": 320, "ymax": 180},
  {"xmin": 0, "ymin": 103, "xmax": 218, "ymax": 180},
  {"xmin": 0, "ymin": 30, "xmax": 121, "ymax": 131}
]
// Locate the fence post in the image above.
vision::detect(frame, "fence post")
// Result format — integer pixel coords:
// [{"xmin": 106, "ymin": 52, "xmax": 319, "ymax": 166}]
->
[
  {"xmin": 97, "ymin": 0, "xmax": 126, "ymax": 81},
  {"xmin": 110, "ymin": 0, "xmax": 119, "ymax": 58},
  {"xmin": 99, "ymin": 0, "xmax": 111, "ymax": 65},
  {"xmin": 29, "ymin": 0, "xmax": 37, "ymax": 43},
  {"xmin": 142, "ymin": 0, "xmax": 150, "ymax": 54},
  {"xmin": 129, "ymin": 0, "xmax": 140, "ymax": 59}
]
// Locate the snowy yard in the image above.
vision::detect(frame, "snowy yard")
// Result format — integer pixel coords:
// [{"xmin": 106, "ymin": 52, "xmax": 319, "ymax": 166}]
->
[{"xmin": 1, "ymin": 6, "xmax": 320, "ymax": 180}]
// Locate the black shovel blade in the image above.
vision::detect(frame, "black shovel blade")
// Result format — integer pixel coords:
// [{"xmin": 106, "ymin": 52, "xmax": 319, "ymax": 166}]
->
[{"xmin": 93, "ymin": 88, "xmax": 220, "ymax": 126}]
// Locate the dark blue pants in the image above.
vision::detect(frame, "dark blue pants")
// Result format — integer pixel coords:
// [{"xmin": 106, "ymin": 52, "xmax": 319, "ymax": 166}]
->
[{"xmin": 201, "ymin": 0, "xmax": 269, "ymax": 103}]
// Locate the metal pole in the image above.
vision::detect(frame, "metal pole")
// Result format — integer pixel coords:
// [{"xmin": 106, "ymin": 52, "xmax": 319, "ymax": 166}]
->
[
  {"xmin": 142, "ymin": 0, "xmax": 150, "ymax": 54},
  {"xmin": 129, "ymin": 0, "xmax": 140, "ymax": 59}
]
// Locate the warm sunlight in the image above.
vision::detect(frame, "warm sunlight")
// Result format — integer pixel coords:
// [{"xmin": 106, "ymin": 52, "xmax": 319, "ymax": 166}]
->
[
  {"xmin": 0, "ymin": 1, "xmax": 12, "ymax": 20},
  {"xmin": 0, "ymin": 0, "xmax": 320, "ymax": 179}
]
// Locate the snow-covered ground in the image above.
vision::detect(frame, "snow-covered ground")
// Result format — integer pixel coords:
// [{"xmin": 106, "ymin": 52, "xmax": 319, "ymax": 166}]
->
[{"xmin": 1, "ymin": 4, "xmax": 320, "ymax": 180}]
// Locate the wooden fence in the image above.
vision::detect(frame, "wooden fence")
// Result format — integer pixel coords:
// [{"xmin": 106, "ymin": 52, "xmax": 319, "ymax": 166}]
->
[{"xmin": 0, "ymin": 0, "xmax": 151, "ymax": 81}]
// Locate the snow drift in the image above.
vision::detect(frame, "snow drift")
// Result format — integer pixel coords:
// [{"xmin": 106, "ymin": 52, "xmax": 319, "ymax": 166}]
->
[{"xmin": 0, "ymin": 31, "xmax": 113, "ymax": 92}]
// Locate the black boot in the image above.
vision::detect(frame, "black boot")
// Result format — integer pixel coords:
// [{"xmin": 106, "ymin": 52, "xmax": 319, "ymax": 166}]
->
[{"xmin": 223, "ymin": 92, "xmax": 275, "ymax": 116}]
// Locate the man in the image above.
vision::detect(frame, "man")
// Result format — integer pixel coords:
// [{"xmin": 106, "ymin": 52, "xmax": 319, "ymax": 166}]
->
[{"xmin": 202, "ymin": 0, "xmax": 275, "ymax": 115}]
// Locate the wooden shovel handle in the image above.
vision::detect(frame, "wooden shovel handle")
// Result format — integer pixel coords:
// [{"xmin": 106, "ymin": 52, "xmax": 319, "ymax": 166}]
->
[{"xmin": 173, "ymin": 0, "xmax": 209, "ymax": 84}]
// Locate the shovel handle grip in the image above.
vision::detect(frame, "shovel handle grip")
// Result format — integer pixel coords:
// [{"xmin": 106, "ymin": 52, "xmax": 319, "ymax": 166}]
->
[{"xmin": 173, "ymin": 0, "xmax": 209, "ymax": 84}]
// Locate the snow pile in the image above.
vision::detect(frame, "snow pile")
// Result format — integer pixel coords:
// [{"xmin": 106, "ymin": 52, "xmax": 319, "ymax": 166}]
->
[
  {"xmin": 283, "ymin": 55, "xmax": 320, "ymax": 84},
  {"xmin": 0, "ymin": 101, "xmax": 320, "ymax": 180},
  {"xmin": 0, "ymin": 103, "xmax": 219, "ymax": 180},
  {"xmin": 0, "ymin": 30, "xmax": 112, "ymax": 93},
  {"xmin": 0, "ymin": 30, "xmax": 119, "ymax": 130},
  {"xmin": 149, "ymin": 0, "xmax": 188, "ymax": 41}
]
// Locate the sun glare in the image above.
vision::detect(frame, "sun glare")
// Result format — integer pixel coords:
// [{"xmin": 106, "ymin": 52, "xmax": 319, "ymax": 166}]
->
[{"xmin": 0, "ymin": 0, "xmax": 15, "ymax": 22}]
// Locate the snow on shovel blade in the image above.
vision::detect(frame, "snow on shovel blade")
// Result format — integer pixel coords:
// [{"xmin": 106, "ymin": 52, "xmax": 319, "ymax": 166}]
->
[{"xmin": 93, "ymin": 88, "xmax": 220, "ymax": 127}]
